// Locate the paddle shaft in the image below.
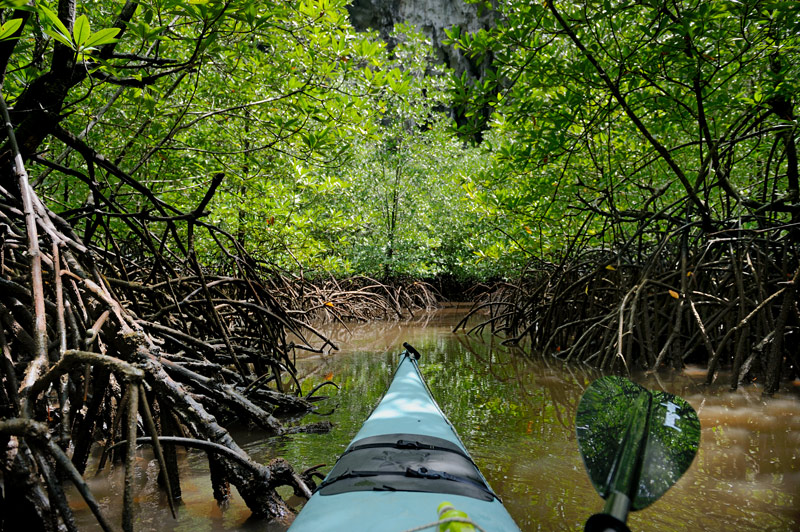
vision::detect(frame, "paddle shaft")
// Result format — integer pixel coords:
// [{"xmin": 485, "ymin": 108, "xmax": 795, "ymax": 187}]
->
[
  {"xmin": 578, "ymin": 376, "xmax": 702, "ymax": 532},
  {"xmin": 602, "ymin": 391, "xmax": 652, "ymax": 523}
]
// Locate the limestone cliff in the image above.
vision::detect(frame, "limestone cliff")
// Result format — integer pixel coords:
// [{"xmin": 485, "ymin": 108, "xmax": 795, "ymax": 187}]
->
[{"xmin": 346, "ymin": 0, "xmax": 495, "ymax": 77}]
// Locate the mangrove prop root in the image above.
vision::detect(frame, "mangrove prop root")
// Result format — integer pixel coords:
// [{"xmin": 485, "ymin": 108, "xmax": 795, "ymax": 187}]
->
[
  {"xmin": 0, "ymin": 99, "xmax": 406, "ymax": 530},
  {"xmin": 0, "ymin": 52, "xmax": 442, "ymax": 528},
  {"xmin": 0, "ymin": 419, "xmax": 116, "ymax": 532},
  {"xmin": 460, "ymin": 225, "xmax": 799, "ymax": 390}
]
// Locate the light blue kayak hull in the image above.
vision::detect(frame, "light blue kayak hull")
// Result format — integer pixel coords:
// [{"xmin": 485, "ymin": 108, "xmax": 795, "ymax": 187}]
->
[{"xmin": 288, "ymin": 348, "xmax": 521, "ymax": 531}]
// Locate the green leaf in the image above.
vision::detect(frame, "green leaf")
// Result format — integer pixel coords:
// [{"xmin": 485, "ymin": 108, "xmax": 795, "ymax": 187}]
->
[
  {"xmin": 73, "ymin": 14, "xmax": 90, "ymax": 47},
  {"xmin": 39, "ymin": 6, "xmax": 75, "ymax": 49},
  {"xmin": 43, "ymin": 27, "xmax": 74, "ymax": 49},
  {"xmin": 83, "ymin": 27, "xmax": 120, "ymax": 49},
  {"xmin": 0, "ymin": 18, "xmax": 22, "ymax": 41},
  {"xmin": 39, "ymin": 6, "xmax": 70, "ymax": 36}
]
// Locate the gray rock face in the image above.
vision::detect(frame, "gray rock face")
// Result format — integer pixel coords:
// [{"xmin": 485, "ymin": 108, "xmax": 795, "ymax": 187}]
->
[{"xmin": 347, "ymin": 0, "xmax": 495, "ymax": 76}]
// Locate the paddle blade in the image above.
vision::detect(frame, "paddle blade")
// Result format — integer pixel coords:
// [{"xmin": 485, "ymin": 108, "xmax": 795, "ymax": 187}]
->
[{"xmin": 576, "ymin": 376, "xmax": 701, "ymax": 511}]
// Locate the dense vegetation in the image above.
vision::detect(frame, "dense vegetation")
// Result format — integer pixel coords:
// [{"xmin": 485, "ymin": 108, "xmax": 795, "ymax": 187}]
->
[
  {"xmin": 0, "ymin": 0, "xmax": 797, "ymax": 529},
  {"xmin": 0, "ymin": 1, "xmax": 456, "ymax": 530},
  {"xmin": 452, "ymin": 0, "xmax": 799, "ymax": 394}
]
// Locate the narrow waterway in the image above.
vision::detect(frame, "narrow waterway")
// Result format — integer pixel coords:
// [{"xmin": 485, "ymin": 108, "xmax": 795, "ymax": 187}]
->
[{"xmin": 71, "ymin": 306, "xmax": 800, "ymax": 531}]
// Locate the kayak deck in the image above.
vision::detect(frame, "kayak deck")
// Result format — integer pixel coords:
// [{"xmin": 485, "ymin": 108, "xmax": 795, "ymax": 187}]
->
[
  {"xmin": 288, "ymin": 345, "xmax": 520, "ymax": 531},
  {"xmin": 316, "ymin": 432, "xmax": 497, "ymax": 501}
]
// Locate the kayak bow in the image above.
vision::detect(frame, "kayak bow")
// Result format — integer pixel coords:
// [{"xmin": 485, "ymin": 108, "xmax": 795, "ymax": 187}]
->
[{"xmin": 288, "ymin": 343, "xmax": 520, "ymax": 531}]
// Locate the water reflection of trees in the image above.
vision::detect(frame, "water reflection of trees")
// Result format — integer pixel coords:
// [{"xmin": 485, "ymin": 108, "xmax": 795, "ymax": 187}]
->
[
  {"xmin": 452, "ymin": 333, "xmax": 602, "ymax": 436},
  {"xmin": 292, "ymin": 310, "xmax": 800, "ymax": 531}
]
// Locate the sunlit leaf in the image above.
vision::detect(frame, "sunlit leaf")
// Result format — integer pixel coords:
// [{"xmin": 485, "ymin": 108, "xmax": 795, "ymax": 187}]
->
[
  {"xmin": 73, "ymin": 14, "xmax": 90, "ymax": 47},
  {"xmin": 83, "ymin": 27, "xmax": 120, "ymax": 49},
  {"xmin": 43, "ymin": 27, "xmax": 74, "ymax": 49},
  {"xmin": 0, "ymin": 18, "xmax": 22, "ymax": 41},
  {"xmin": 39, "ymin": 6, "xmax": 74, "ymax": 49}
]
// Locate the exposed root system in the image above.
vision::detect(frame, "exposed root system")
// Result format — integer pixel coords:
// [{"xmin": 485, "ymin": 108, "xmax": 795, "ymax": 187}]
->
[
  {"xmin": 458, "ymin": 228, "xmax": 799, "ymax": 394},
  {"xmin": 0, "ymin": 99, "xmax": 334, "ymax": 530},
  {"xmin": 277, "ymin": 275, "xmax": 440, "ymax": 323}
]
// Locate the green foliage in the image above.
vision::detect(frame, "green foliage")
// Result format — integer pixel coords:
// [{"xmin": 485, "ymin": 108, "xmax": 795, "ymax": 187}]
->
[
  {"xmin": 38, "ymin": 6, "xmax": 74, "ymax": 49},
  {"xmin": 23, "ymin": 0, "xmax": 770, "ymax": 283},
  {"xmin": 192, "ymin": 21, "xmax": 516, "ymax": 281},
  {"xmin": 297, "ymin": 25, "xmax": 523, "ymax": 280},
  {"xmin": 13, "ymin": 0, "xmax": 402, "ymax": 275},
  {"xmin": 449, "ymin": 0, "xmax": 800, "ymax": 257}
]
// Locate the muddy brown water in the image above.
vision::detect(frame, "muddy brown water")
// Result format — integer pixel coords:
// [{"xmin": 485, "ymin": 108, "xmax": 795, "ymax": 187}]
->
[{"xmin": 69, "ymin": 305, "xmax": 800, "ymax": 531}]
